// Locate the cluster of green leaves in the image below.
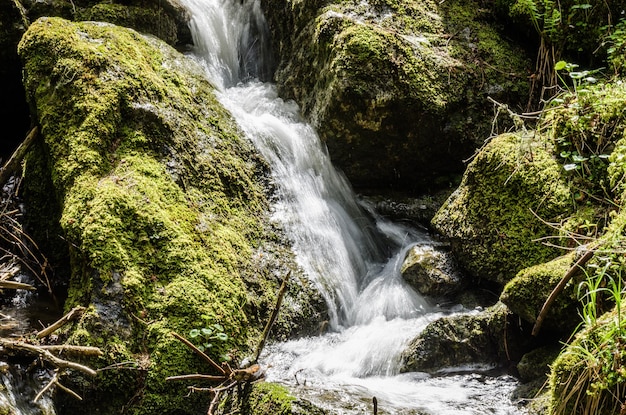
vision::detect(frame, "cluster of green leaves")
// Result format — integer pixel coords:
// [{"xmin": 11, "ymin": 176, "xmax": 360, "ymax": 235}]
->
[
  {"xmin": 606, "ymin": 19, "xmax": 626, "ymax": 75},
  {"xmin": 188, "ymin": 323, "xmax": 229, "ymax": 358}
]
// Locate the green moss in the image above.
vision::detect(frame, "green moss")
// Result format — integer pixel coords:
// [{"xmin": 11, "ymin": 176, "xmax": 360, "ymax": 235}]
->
[
  {"xmin": 18, "ymin": 17, "xmax": 291, "ymax": 414},
  {"xmin": 432, "ymin": 132, "xmax": 574, "ymax": 285},
  {"xmin": 548, "ymin": 307, "xmax": 626, "ymax": 415},
  {"xmin": 267, "ymin": 0, "xmax": 532, "ymax": 192},
  {"xmin": 500, "ymin": 253, "xmax": 579, "ymax": 334},
  {"xmin": 400, "ymin": 302, "xmax": 529, "ymax": 373},
  {"xmin": 75, "ymin": 3, "xmax": 179, "ymax": 45},
  {"xmin": 219, "ymin": 382, "xmax": 327, "ymax": 415}
]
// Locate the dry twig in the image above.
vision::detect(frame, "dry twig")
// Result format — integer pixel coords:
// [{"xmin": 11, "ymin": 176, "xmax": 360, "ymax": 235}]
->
[{"xmin": 36, "ymin": 306, "xmax": 86, "ymax": 339}]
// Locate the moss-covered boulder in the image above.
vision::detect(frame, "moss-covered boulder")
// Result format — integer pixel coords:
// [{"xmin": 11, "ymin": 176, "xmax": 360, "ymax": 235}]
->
[
  {"xmin": 500, "ymin": 252, "xmax": 580, "ymax": 335},
  {"xmin": 548, "ymin": 305, "xmax": 626, "ymax": 415},
  {"xmin": 20, "ymin": 0, "xmax": 190, "ymax": 46},
  {"xmin": 19, "ymin": 17, "xmax": 324, "ymax": 414},
  {"xmin": 263, "ymin": 0, "xmax": 532, "ymax": 192},
  {"xmin": 432, "ymin": 132, "xmax": 573, "ymax": 286},
  {"xmin": 400, "ymin": 302, "xmax": 531, "ymax": 373}
]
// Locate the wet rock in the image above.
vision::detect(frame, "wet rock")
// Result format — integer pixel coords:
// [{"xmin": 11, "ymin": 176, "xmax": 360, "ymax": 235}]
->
[
  {"xmin": 400, "ymin": 302, "xmax": 531, "ymax": 373},
  {"xmin": 400, "ymin": 244, "xmax": 464, "ymax": 298},
  {"xmin": 21, "ymin": 0, "xmax": 191, "ymax": 46},
  {"xmin": 263, "ymin": 0, "xmax": 532, "ymax": 193}
]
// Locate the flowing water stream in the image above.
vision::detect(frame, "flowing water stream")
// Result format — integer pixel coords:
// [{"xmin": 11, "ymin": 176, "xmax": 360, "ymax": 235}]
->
[{"xmin": 180, "ymin": 0, "xmax": 527, "ymax": 413}]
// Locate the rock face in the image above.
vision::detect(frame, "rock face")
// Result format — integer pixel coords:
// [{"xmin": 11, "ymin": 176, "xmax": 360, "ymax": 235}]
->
[
  {"xmin": 400, "ymin": 244, "xmax": 463, "ymax": 298},
  {"xmin": 400, "ymin": 302, "xmax": 530, "ymax": 373},
  {"xmin": 19, "ymin": 17, "xmax": 324, "ymax": 414},
  {"xmin": 263, "ymin": 0, "xmax": 532, "ymax": 192},
  {"xmin": 431, "ymin": 132, "xmax": 574, "ymax": 286}
]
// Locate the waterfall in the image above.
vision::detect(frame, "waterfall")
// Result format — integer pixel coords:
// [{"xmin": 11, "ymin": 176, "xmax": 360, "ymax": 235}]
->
[
  {"xmin": 179, "ymin": 1, "xmax": 525, "ymax": 413},
  {"xmin": 181, "ymin": 0, "xmax": 429, "ymax": 330}
]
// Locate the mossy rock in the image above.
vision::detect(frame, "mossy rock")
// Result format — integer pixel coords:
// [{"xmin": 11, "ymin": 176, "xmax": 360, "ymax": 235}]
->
[
  {"xmin": 548, "ymin": 306, "xmax": 626, "ymax": 415},
  {"xmin": 264, "ymin": 0, "xmax": 532, "ymax": 192},
  {"xmin": 19, "ymin": 17, "xmax": 324, "ymax": 414},
  {"xmin": 517, "ymin": 343, "xmax": 562, "ymax": 383},
  {"xmin": 400, "ymin": 243, "xmax": 464, "ymax": 298},
  {"xmin": 500, "ymin": 252, "xmax": 580, "ymax": 335},
  {"xmin": 20, "ymin": 0, "xmax": 191, "ymax": 46},
  {"xmin": 400, "ymin": 302, "xmax": 531, "ymax": 373},
  {"xmin": 218, "ymin": 382, "xmax": 328, "ymax": 415},
  {"xmin": 432, "ymin": 132, "xmax": 574, "ymax": 286},
  {"xmin": 498, "ymin": 0, "xmax": 626, "ymax": 68}
]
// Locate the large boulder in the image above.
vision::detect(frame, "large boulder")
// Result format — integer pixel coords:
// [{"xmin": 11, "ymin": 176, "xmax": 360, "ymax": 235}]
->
[
  {"xmin": 262, "ymin": 0, "xmax": 532, "ymax": 192},
  {"xmin": 0, "ymin": 0, "xmax": 191, "ymax": 162},
  {"xmin": 400, "ymin": 302, "xmax": 532, "ymax": 373},
  {"xmin": 19, "ymin": 17, "xmax": 324, "ymax": 414},
  {"xmin": 431, "ymin": 132, "xmax": 573, "ymax": 286}
]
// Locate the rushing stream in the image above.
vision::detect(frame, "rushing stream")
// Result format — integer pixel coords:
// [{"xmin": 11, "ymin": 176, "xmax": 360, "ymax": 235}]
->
[{"xmin": 180, "ymin": 0, "xmax": 527, "ymax": 413}]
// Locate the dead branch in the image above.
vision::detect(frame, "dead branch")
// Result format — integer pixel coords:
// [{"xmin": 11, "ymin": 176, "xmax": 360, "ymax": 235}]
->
[
  {"xmin": 170, "ymin": 331, "xmax": 226, "ymax": 376},
  {"xmin": 36, "ymin": 306, "xmax": 85, "ymax": 339},
  {"xmin": 0, "ymin": 280, "xmax": 35, "ymax": 290},
  {"xmin": 34, "ymin": 370, "xmax": 83, "ymax": 403},
  {"xmin": 34, "ymin": 371, "xmax": 58, "ymax": 403},
  {"xmin": 39, "ymin": 345, "xmax": 103, "ymax": 357},
  {"xmin": 0, "ymin": 261, "xmax": 20, "ymax": 281},
  {"xmin": 167, "ymin": 374, "xmax": 226, "ymax": 382},
  {"xmin": 55, "ymin": 379, "xmax": 83, "ymax": 400},
  {"xmin": 0, "ymin": 126, "xmax": 38, "ymax": 186},
  {"xmin": 532, "ymin": 244, "xmax": 597, "ymax": 336},
  {"xmin": 254, "ymin": 271, "xmax": 291, "ymax": 363},
  {"xmin": 0, "ymin": 338, "xmax": 97, "ymax": 376}
]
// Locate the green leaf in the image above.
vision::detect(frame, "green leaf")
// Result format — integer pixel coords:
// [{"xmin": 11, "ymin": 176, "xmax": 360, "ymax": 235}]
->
[
  {"xmin": 554, "ymin": 60, "xmax": 568, "ymax": 71},
  {"xmin": 215, "ymin": 332, "xmax": 228, "ymax": 341},
  {"xmin": 201, "ymin": 327, "xmax": 213, "ymax": 336},
  {"xmin": 189, "ymin": 329, "xmax": 201, "ymax": 338}
]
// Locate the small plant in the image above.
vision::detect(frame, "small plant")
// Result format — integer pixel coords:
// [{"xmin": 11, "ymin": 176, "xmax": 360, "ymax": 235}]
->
[
  {"xmin": 188, "ymin": 323, "xmax": 230, "ymax": 361},
  {"xmin": 552, "ymin": 254, "xmax": 626, "ymax": 415}
]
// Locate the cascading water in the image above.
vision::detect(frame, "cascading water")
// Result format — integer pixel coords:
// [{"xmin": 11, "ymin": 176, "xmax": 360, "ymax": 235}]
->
[{"xmin": 180, "ymin": 0, "xmax": 527, "ymax": 413}]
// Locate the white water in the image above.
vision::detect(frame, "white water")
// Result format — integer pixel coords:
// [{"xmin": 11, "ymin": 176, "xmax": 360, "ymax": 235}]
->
[{"xmin": 180, "ymin": 0, "xmax": 526, "ymax": 413}]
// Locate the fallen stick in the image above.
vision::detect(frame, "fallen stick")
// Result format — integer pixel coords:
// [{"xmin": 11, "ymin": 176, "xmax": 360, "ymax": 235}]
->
[
  {"xmin": 0, "ymin": 280, "xmax": 35, "ymax": 290},
  {"xmin": 532, "ymin": 246, "xmax": 596, "ymax": 336},
  {"xmin": 39, "ymin": 345, "xmax": 103, "ymax": 357},
  {"xmin": 36, "ymin": 306, "xmax": 85, "ymax": 339},
  {"xmin": 0, "ymin": 263, "xmax": 20, "ymax": 281},
  {"xmin": 254, "ymin": 271, "xmax": 290, "ymax": 362},
  {"xmin": 0, "ymin": 126, "xmax": 38, "ymax": 186},
  {"xmin": 0, "ymin": 339, "xmax": 97, "ymax": 376},
  {"xmin": 166, "ymin": 374, "xmax": 226, "ymax": 382}
]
